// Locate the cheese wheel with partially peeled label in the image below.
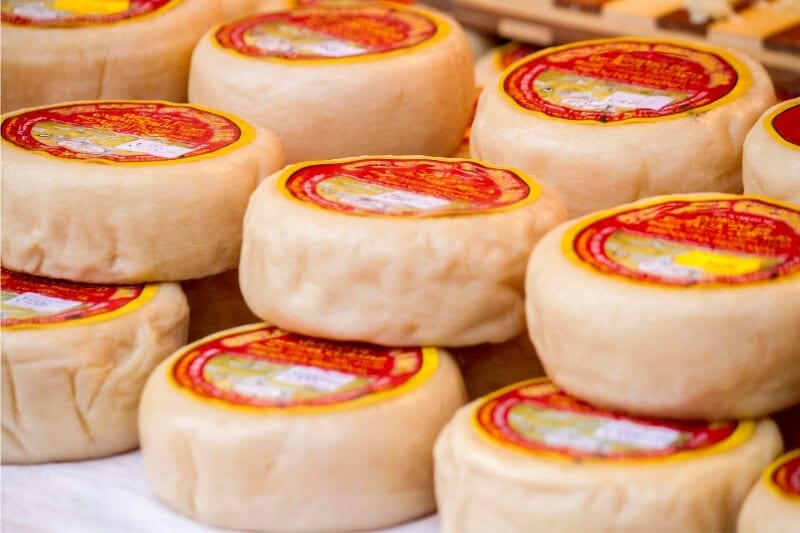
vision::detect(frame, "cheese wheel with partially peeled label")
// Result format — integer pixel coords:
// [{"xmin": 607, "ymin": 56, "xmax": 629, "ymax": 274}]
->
[
  {"xmin": 189, "ymin": 2, "xmax": 474, "ymax": 163},
  {"xmin": 239, "ymin": 156, "xmax": 568, "ymax": 347},
  {"xmin": 434, "ymin": 378, "xmax": 783, "ymax": 533},
  {"xmin": 738, "ymin": 449, "xmax": 800, "ymax": 532},
  {"xmin": 471, "ymin": 37, "xmax": 776, "ymax": 218},
  {"xmin": 1, "ymin": 100, "xmax": 284, "ymax": 283},
  {"xmin": 743, "ymin": 98, "xmax": 800, "ymax": 205},
  {"xmin": 1, "ymin": 268, "xmax": 189, "ymax": 464},
  {"xmin": 1, "ymin": 0, "xmax": 222, "ymax": 113},
  {"xmin": 139, "ymin": 322, "xmax": 466, "ymax": 532},
  {"xmin": 525, "ymin": 194, "xmax": 800, "ymax": 420}
]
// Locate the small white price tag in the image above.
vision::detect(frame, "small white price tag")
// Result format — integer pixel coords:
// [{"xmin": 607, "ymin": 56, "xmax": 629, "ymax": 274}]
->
[
  {"xmin": 4, "ymin": 292, "xmax": 82, "ymax": 314},
  {"xmin": 594, "ymin": 420, "xmax": 681, "ymax": 449},
  {"xmin": 374, "ymin": 191, "xmax": 450, "ymax": 210},
  {"xmin": 115, "ymin": 139, "xmax": 194, "ymax": 159},
  {"xmin": 603, "ymin": 91, "xmax": 674, "ymax": 111},
  {"xmin": 309, "ymin": 40, "xmax": 367, "ymax": 58},
  {"xmin": 274, "ymin": 366, "xmax": 356, "ymax": 393}
]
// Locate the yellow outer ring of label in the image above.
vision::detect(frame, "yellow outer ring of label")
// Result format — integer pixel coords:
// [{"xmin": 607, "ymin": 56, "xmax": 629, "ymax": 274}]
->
[
  {"xmin": 275, "ymin": 154, "xmax": 542, "ymax": 218},
  {"xmin": 763, "ymin": 99, "xmax": 800, "ymax": 151},
  {"xmin": 498, "ymin": 36, "xmax": 754, "ymax": 126},
  {"xmin": 2, "ymin": 282, "xmax": 159, "ymax": 330},
  {"xmin": 762, "ymin": 448, "xmax": 800, "ymax": 502},
  {"xmin": 1, "ymin": 0, "xmax": 182, "ymax": 28},
  {"xmin": 210, "ymin": 1, "xmax": 451, "ymax": 65},
  {"xmin": 471, "ymin": 377, "xmax": 756, "ymax": 465},
  {"xmin": 168, "ymin": 322, "xmax": 440, "ymax": 415},
  {"xmin": 0, "ymin": 99, "xmax": 257, "ymax": 167},
  {"xmin": 561, "ymin": 193, "xmax": 800, "ymax": 290}
]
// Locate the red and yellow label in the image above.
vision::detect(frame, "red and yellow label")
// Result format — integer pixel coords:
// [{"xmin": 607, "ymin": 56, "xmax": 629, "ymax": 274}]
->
[
  {"xmin": 766, "ymin": 99, "xmax": 800, "ymax": 150},
  {"xmin": 214, "ymin": 3, "xmax": 444, "ymax": 61},
  {"xmin": 1, "ymin": 268, "xmax": 155, "ymax": 329},
  {"xmin": 501, "ymin": 38, "xmax": 749, "ymax": 124},
  {"xmin": 279, "ymin": 156, "xmax": 539, "ymax": 217},
  {"xmin": 565, "ymin": 196, "xmax": 800, "ymax": 287},
  {"xmin": 765, "ymin": 449, "xmax": 800, "ymax": 501},
  {"xmin": 1, "ymin": 0, "xmax": 174, "ymax": 27},
  {"xmin": 171, "ymin": 323, "xmax": 437, "ymax": 412},
  {"xmin": 1, "ymin": 101, "xmax": 252, "ymax": 164},
  {"xmin": 474, "ymin": 379, "xmax": 752, "ymax": 462}
]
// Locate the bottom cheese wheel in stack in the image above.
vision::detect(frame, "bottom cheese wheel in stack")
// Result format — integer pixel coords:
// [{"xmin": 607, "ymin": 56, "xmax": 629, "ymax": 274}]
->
[
  {"xmin": 139, "ymin": 323, "xmax": 466, "ymax": 532},
  {"xmin": 743, "ymin": 97, "xmax": 800, "ymax": 205},
  {"xmin": 525, "ymin": 194, "xmax": 800, "ymax": 420},
  {"xmin": 738, "ymin": 449, "xmax": 800, "ymax": 532},
  {"xmin": 240, "ymin": 156, "xmax": 567, "ymax": 347},
  {"xmin": 0, "ymin": 268, "xmax": 189, "ymax": 464},
  {"xmin": 434, "ymin": 378, "xmax": 783, "ymax": 533},
  {"xmin": 450, "ymin": 333, "xmax": 545, "ymax": 400},
  {"xmin": 181, "ymin": 269, "xmax": 259, "ymax": 342}
]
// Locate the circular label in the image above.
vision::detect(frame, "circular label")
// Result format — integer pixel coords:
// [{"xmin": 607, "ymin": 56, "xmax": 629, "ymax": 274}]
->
[
  {"xmin": 768, "ymin": 450, "xmax": 800, "ymax": 500},
  {"xmin": 171, "ymin": 323, "xmax": 437, "ymax": 411},
  {"xmin": 279, "ymin": 156, "xmax": 539, "ymax": 217},
  {"xmin": 475, "ymin": 379, "xmax": 749, "ymax": 461},
  {"xmin": 214, "ymin": 4, "xmax": 441, "ymax": 61},
  {"xmin": 502, "ymin": 38, "xmax": 747, "ymax": 123},
  {"xmin": 1, "ymin": 0, "xmax": 174, "ymax": 27},
  {"xmin": 1, "ymin": 101, "xmax": 249, "ymax": 164},
  {"xmin": 567, "ymin": 196, "xmax": 800, "ymax": 287},
  {"xmin": 767, "ymin": 99, "xmax": 800, "ymax": 149},
  {"xmin": 1, "ymin": 268, "xmax": 153, "ymax": 329}
]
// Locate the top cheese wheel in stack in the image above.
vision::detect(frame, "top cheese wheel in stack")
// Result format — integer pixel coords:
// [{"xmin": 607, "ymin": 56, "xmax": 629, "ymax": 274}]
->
[
  {"xmin": 1, "ymin": 100, "xmax": 284, "ymax": 283},
  {"xmin": 525, "ymin": 193, "xmax": 800, "ymax": 420},
  {"xmin": 1, "ymin": 0, "xmax": 222, "ymax": 113},
  {"xmin": 240, "ymin": 156, "xmax": 568, "ymax": 347},
  {"xmin": 743, "ymin": 97, "xmax": 800, "ymax": 205},
  {"xmin": 471, "ymin": 37, "xmax": 776, "ymax": 218},
  {"xmin": 188, "ymin": 2, "xmax": 474, "ymax": 163},
  {"xmin": 738, "ymin": 449, "xmax": 800, "ymax": 532}
]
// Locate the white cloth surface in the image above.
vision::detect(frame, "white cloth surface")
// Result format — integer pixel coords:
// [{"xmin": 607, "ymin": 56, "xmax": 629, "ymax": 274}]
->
[{"xmin": 1, "ymin": 451, "xmax": 439, "ymax": 533}]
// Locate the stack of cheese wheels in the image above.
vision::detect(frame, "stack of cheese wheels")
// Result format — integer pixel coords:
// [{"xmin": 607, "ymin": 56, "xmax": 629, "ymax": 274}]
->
[
  {"xmin": 434, "ymin": 378, "xmax": 782, "ymax": 533},
  {"xmin": 139, "ymin": 322, "xmax": 466, "ymax": 531},
  {"xmin": 1, "ymin": 100, "xmax": 284, "ymax": 283},
  {"xmin": 1, "ymin": 268, "xmax": 189, "ymax": 464},
  {"xmin": 473, "ymin": 41, "xmax": 540, "ymax": 90},
  {"xmin": 743, "ymin": 97, "xmax": 800, "ymax": 205},
  {"xmin": 188, "ymin": 1, "xmax": 474, "ymax": 163},
  {"xmin": 738, "ymin": 449, "xmax": 800, "ymax": 532},
  {"xmin": 239, "ymin": 155, "xmax": 568, "ymax": 347},
  {"xmin": 525, "ymin": 193, "xmax": 800, "ymax": 420},
  {"xmin": 471, "ymin": 36, "xmax": 776, "ymax": 218},
  {"xmin": 1, "ymin": 0, "xmax": 222, "ymax": 113}
]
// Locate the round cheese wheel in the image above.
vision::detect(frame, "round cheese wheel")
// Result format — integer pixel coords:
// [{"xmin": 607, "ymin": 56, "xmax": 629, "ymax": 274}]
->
[
  {"xmin": 525, "ymin": 194, "xmax": 800, "ymax": 420},
  {"xmin": 1, "ymin": 100, "xmax": 284, "ymax": 283},
  {"xmin": 473, "ymin": 41, "xmax": 540, "ymax": 90},
  {"xmin": 450, "ymin": 333, "xmax": 545, "ymax": 400},
  {"xmin": 1, "ymin": 0, "xmax": 222, "ymax": 113},
  {"xmin": 738, "ymin": 449, "xmax": 800, "ymax": 532},
  {"xmin": 188, "ymin": 2, "xmax": 474, "ymax": 163},
  {"xmin": 434, "ymin": 378, "xmax": 783, "ymax": 533},
  {"xmin": 181, "ymin": 269, "xmax": 260, "ymax": 342},
  {"xmin": 139, "ymin": 322, "xmax": 466, "ymax": 531},
  {"xmin": 1, "ymin": 268, "xmax": 189, "ymax": 464},
  {"xmin": 239, "ymin": 156, "xmax": 568, "ymax": 347},
  {"xmin": 743, "ymin": 98, "xmax": 800, "ymax": 205},
  {"xmin": 471, "ymin": 37, "xmax": 776, "ymax": 218}
]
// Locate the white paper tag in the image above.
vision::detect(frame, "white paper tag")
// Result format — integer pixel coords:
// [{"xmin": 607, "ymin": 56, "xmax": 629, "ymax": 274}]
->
[
  {"xmin": 273, "ymin": 366, "xmax": 356, "ymax": 393},
  {"xmin": 115, "ymin": 139, "xmax": 194, "ymax": 159},
  {"xmin": 4, "ymin": 292, "xmax": 82, "ymax": 314},
  {"xmin": 603, "ymin": 91, "xmax": 674, "ymax": 111},
  {"xmin": 374, "ymin": 191, "xmax": 451, "ymax": 210},
  {"xmin": 309, "ymin": 40, "xmax": 367, "ymax": 57},
  {"xmin": 594, "ymin": 420, "xmax": 681, "ymax": 449}
]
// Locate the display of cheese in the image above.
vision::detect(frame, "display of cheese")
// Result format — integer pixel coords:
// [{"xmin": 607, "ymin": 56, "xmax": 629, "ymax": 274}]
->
[
  {"xmin": 181, "ymin": 269, "xmax": 259, "ymax": 342},
  {"xmin": 239, "ymin": 156, "xmax": 568, "ymax": 347},
  {"xmin": 525, "ymin": 194, "xmax": 800, "ymax": 420},
  {"xmin": 1, "ymin": 100, "xmax": 284, "ymax": 284},
  {"xmin": 738, "ymin": 449, "xmax": 800, "ymax": 532},
  {"xmin": 450, "ymin": 333, "xmax": 545, "ymax": 400},
  {"xmin": 139, "ymin": 322, "xmax": 466, "ymax": 531},
  {"xmin": 743, "ymin": 97, "xmax": 800, "ymax": 205},
  {"xmin": 471, "ymin": 37, "xmax": 776, "ymax": 218},
  {"xmin": 188, "ymin": 2, "xmax": 474, "ymax": 163},
  {"xmin": 434, "ymin": 378, "xmax": 783, "ymax": 533},
  {"xmin": 473, "ymin": 41, "xmax": 540, "ymax": 90},
  {"xmin": 1, "ymin": 268, "xmax": 189, "ymax": 464},
  {"xmin": 1, "ymin": 0, "xmax": 222, "ymax": 113}
]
